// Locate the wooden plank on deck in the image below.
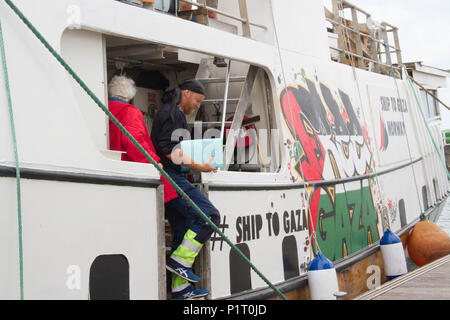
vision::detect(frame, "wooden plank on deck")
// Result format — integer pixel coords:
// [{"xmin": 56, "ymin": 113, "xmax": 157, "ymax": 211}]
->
[{"xmin": 355, "ymin": 254, "xmax": 450, "ymax": 300}]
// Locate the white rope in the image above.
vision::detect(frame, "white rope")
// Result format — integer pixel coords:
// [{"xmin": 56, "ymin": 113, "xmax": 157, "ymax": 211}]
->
[
  {"xmin": 268, "ymin": 0, "xmax": 322, "ymax": 255},
  {"xmin": 336, "ymin": 2, "xmax": 385, "ymax": 231},
  {"xmin": 392, "ymin": 67, "xmax": 424, "ymax": 213}
]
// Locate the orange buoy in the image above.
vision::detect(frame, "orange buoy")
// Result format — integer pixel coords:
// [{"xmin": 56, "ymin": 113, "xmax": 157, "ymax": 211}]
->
[{"xmin": 407, "ymin": 220, "xmax": 450, "ymax": 267}]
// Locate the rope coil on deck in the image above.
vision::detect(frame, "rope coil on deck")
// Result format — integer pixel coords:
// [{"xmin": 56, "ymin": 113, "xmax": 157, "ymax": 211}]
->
[{"xmin": 1, "ymin": 0, "xmax": 287, "ymax": 300}]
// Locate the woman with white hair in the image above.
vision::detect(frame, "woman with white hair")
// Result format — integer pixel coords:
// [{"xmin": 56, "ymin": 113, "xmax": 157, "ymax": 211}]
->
[
  {"xmin": 108, "ymin": 74, "xmax": 137, "ymax": 104},
  {"xmin": 108, "ymin": 75, "xmax": 178, "ymax": 203}
]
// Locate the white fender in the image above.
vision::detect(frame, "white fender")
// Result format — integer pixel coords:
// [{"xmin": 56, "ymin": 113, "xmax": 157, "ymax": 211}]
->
[
  {"xmin": 380, "ymin": 228, "xmax": 407, "ymax": 279},
  {"xmin": 308, "ymin": 252, "xmax": 339, "ymax": 300}
]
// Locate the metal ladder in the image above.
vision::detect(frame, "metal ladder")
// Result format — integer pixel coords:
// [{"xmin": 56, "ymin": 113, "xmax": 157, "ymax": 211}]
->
[{"xmin": 193, "ymin": 59, "xmax": 260, "ymax": 171}]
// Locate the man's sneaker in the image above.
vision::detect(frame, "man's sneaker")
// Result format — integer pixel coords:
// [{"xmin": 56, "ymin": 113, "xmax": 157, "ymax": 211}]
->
[
  {"xmin": 172, "ymin": 285, "xmax": 209, "ymax": 300},
  {"xmin": 166, "ymin": 258, "xmax": 200, "ymax": 283}
]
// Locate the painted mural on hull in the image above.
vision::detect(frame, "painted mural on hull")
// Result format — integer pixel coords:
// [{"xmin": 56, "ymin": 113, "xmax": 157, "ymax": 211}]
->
[{"xmin": 279, "ymin": 73, "xmax": 381, "ymax": 261}]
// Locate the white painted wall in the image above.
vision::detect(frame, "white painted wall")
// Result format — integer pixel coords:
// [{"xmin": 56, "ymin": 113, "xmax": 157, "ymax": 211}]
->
[{"xmin": 61, "ymin": 29, "xmax": 108, "ymax": 151}]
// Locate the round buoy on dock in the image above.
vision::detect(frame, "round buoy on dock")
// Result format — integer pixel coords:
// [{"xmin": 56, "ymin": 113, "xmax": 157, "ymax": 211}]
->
[
  {"xmin": 380, "ymin": 228, "xmax": 408, "ymax": 279},
  {"xmin": 407, "ymin": 220, "xmax": 450, "ymax": 267},
  {"xmin": 308, "ymin": 252, "xmax": 339, "ymax": 300}
]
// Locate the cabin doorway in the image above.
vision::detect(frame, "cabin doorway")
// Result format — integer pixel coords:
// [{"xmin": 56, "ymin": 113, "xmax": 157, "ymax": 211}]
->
[
  {"xmin": 104, "ymin": 35, "xmax": 280, "ymax": 176},
  {"xmin": 104, "ymin": 34, "xmax": 280, "ymax": 298}
]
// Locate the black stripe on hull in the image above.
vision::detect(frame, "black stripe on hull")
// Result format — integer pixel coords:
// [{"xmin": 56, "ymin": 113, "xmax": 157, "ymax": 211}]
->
[{"xmin": 0, "ymin": 165, "xmax": 161, "ymax": 188}]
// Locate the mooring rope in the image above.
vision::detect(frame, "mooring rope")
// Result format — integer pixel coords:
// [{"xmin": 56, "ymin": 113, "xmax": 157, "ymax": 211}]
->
[
  {"xmin": 391, "ymin": 69, "xmax": 424, "ymax": 215},
  {"xmin": 0, "ymin": 20, "xmax": 24, "ymax": 300},
  {"xmin": 406, "ymin": 75, "xmax": 450, "ymax": 180},
  {"xmin": 2, "ymin": 0, "xmax": 287, "ymax": 300},
  {"xmin": 268, "ymin": 0, "xmax": 322, "ymax": 257}
]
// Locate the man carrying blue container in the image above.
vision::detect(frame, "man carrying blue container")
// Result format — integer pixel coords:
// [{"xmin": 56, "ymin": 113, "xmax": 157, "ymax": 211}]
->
[{"xmin": 151, "ymin": 79, "xmax": 221, "ymax": 300}]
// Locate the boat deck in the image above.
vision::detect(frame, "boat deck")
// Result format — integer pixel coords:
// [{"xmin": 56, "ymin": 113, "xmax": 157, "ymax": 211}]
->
[{"xmin": 355, "ymin": 254, "xmax": 450, "ymax": 300}]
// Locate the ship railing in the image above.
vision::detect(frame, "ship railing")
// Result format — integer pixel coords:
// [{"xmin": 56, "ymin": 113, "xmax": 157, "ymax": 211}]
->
[
  {"xmin": 180, "ymin": 0, "xmax": 267, "ymax": 38},
  {"xmin": 141, "ymin": 0, "xmax": 267, "ymax": 38},
  {"xmin": 325, "ymin": 0, "xmax": 403, "ymax": 78}
]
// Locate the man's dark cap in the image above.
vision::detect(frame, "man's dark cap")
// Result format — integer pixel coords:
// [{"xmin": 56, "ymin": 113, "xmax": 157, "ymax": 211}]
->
[{"xmin": 179, "ymin": 79, "xmax": 206, "ymax": 96}]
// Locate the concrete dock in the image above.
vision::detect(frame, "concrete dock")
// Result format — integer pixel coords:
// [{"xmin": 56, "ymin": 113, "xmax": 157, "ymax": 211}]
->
[{"xmin": 355, "ymin": 254, "xmax": 450, "ymax": 300}]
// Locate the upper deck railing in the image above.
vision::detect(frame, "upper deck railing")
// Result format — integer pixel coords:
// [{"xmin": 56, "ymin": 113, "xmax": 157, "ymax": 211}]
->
[
  {"xmin": 180, "ymin": 0, "xmax": 267, "ymax": 37},
  {"xmin": 117, "ymin": 0, "xmax": 267, "ymax": 39},
  {"xmin": 117, "ymin": 0, "xmax": 404, "ymax": 78},
  {"xmin": 324, "ymin": 0, "xmax": 403, "ymax": 78}
]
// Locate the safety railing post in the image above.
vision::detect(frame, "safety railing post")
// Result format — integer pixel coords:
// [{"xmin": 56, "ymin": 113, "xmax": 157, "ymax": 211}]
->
[
  {"xmin": 392, "ymin": 27, "xmax": 402, "ymax": 66},
  {"xmin": 180, "ymin": 0, "xmax": 267, "ymax": 35},
  {"xmin": 238, "ymin": 0, "xmax": 251, "ymax": 38},
  {"xmin": 367, "ymin": 17, "xmax": 380, "ymax": 73},
  {"xmin": 350, "ymin": 6, "xmax": 363, "ymax": 68},
  {"xmin": 380, "ymin": 23, "xmax": 392, "ymax": 66},
  {"xmin": 197, "ymin": 0, "xmax": 209, "ymax": 25},
  {"xmin": 332, "ymin": 0, "xmax": 346, "ymax": 63}
]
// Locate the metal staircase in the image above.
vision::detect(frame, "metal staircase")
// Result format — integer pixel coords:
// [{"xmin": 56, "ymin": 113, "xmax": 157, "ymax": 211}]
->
[{"xmin": 190, "ymin": 59, "xmax": 262, "ymax": 171}]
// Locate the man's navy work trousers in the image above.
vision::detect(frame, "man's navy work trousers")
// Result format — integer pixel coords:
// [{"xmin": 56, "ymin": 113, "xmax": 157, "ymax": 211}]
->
[{"xmin": 165, "ymin": 171, "xmax": 221, "ymax": 251}]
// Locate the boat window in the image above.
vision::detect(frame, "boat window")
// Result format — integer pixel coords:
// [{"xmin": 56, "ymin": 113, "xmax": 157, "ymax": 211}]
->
[
  {"xmin": 420, "ymin": 89, "xmax": 440, "ymax": 118},
  {"xmin": 422, "ymin": 185, "xmax": 429, "ymax": 212},
  {"xmin": 433, "ymin": 178, "xmax": 439, "ymax": 201},
  {"xmin": 104, "ymin": 35, "xmax": 280, "ymax": 173},
  {"xmin": 282, "ymin": 235, "xmax": 300, "ymax": 280},
  {"xmin": 229, "ymin": 243, "xmax": 252, "ymax": 294},
  {"xmin": 89, "ymin": 254, "xmax": 130, "ymax": 300},
  {"xmin": 398, "ymin": 199, "xmax": 407, "ymax": 228}
]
